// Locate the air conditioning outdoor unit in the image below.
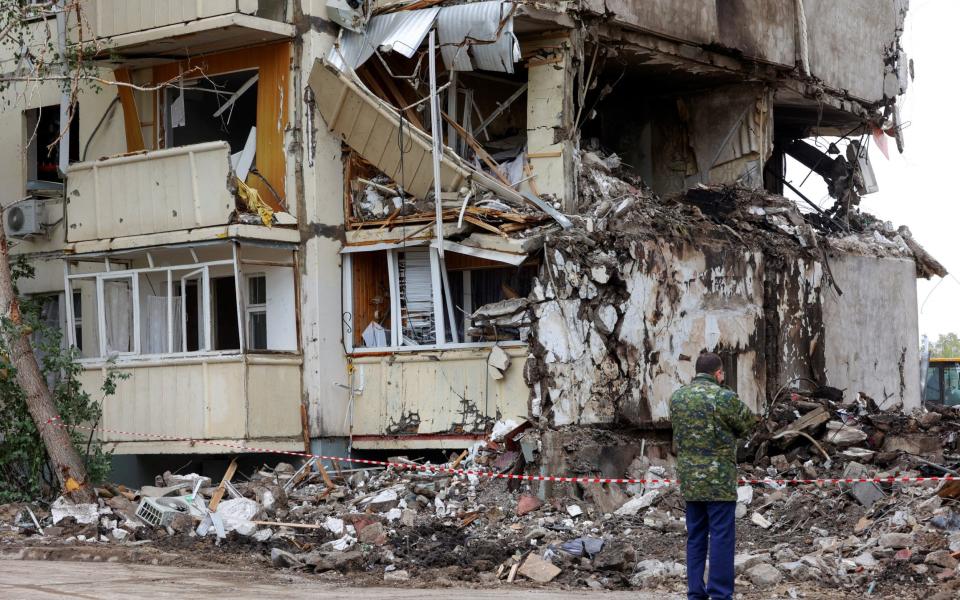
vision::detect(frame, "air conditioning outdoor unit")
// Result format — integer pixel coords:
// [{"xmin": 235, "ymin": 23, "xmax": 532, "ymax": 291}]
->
[{"xmin": 4, "ymin": 198, "xmax": 47, "ymax": 239}]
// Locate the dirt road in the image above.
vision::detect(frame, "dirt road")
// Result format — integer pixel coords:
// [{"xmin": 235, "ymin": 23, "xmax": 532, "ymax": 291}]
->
[{"xmin": 0, "ymin": 559, "xmax": 680, "ymax": 599}]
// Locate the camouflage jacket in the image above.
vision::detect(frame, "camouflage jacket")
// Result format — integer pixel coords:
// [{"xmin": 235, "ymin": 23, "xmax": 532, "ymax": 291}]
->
[{"xmin": 670, "ymin": 374, "xmax": 755, "ymax": 502}]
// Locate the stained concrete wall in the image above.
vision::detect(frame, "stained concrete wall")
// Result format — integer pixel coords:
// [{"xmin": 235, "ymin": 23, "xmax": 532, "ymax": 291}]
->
[
  {"xmin": 527, "ymin": 231, "xmax": 918, "ymax": 427},
  {"xmin": 803, "ymin": 0, "xmax": 904, "ymax": 103},
  {"xmin": 598, "ymin": 0, "xmax": 903, "ymax": 104},
  {"xmin": 298, "ymin": 27, "xmax": 354, "ymax": 438},
  {"xmin": 822, "ymin": 253, "xmax": 921, "ymax": 411},
  {"xmin": 529, "ymin": 239, "xmax": 774, "ymax": 427}
]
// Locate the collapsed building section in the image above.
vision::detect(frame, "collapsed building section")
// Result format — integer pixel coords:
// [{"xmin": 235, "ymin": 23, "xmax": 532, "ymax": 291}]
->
[
  {"xmin": 1, "ymin": 1, "xmax": 941, "ymax": 478},
  {"xmin": 310, "ymin": 0, "xmax": 940, "ymax": 451}
]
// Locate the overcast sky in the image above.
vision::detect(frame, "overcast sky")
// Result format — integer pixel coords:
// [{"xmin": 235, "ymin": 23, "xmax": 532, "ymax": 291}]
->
[{"xmin": 785, "ymin": 0, "xmax": 958, "ymax": 344}]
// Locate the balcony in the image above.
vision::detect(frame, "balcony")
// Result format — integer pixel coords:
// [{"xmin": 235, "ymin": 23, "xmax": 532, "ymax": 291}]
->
[
  {"xmin": 65, "ymin": 142, "xmax": 253, "ymax": 245},
  {"xmin": 81, "ymin": 0, "xmax": 294, "ymax": 64},
  {"xmin": 349, "ymin": 347, "xmax": 529, "ymax": 449},
  {"xmin": 80, "ymin": 354, "xmax": 304, "ymax": 454}
]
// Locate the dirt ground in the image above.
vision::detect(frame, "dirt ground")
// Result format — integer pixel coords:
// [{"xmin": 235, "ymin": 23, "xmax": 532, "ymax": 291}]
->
[
  {"xmin": 0, "ymin": 559, "xmax": 676, "ymax": 600},
  {"xmin": 0, "ymin": 540, "xmax": 937, "ymax": 600}
]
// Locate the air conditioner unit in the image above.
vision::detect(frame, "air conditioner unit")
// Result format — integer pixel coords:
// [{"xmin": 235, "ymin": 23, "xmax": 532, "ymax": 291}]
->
[
  {"xmin": 4, "ymin": 197, "xmax": 47, "ymax": 239},
  {"xmin": 327, "ymin": 0, "xmax": 366, "ymax": 32}
]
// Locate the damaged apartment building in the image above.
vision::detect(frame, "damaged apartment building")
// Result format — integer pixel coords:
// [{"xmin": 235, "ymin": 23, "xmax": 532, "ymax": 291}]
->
[{"xmin": 0, "ymin": 0, "xmax": 942, "ymax": 481}]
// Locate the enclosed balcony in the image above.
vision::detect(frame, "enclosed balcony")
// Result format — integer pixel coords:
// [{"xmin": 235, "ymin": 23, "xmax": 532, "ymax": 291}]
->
[
  {"xmin": 66, "ymin": 141, "xmax": 236, "ymax": 243},
  {"xmin": 65, "ymin": 241, "xmax": 304, "ymax": 454},
  {"xmin": 81, "ymin": 0, "xmax": 294, "ymax": 64}
]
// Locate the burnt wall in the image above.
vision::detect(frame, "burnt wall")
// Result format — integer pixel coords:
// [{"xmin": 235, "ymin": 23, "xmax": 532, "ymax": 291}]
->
[{"xmin": 525, "ymin": 233, "xmax": 795, "ymax": 427}]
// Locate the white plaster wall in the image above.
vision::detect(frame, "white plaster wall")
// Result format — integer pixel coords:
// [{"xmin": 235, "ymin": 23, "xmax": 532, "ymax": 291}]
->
[
  {"xmin": 0, "ymin": 73, "xmax": 126, "ymax": 261},
  {"xmin": 298, "ymin": 27, "xmax": 353, "ymax": 437},
  {"xmin": 822, "ymin": 253, "xmax": 921, "ymax": 411}
]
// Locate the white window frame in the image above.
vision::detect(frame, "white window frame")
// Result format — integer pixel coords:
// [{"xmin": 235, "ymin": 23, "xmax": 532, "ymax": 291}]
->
[
  {"xmin": 245, "ymin": 273, "xmax": 267, "ymax": 351},
  {"xmin": 343, "ymin": 247, "xmax": 527, "ymax": 355},
  {"xmin": 65, "ymin": 258, "xmax": 235, "ymax": 363}
]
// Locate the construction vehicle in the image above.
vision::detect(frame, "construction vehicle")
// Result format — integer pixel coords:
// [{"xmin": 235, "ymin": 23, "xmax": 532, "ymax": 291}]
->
[{"xmin": 924, "ymin": 357, "xmax": 960, "ymax": 406}]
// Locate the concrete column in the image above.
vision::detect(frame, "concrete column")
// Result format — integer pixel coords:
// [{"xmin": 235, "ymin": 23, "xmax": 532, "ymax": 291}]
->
[{"xmin": 524, "ymin": 35, "xmax": 576, "ymax": 213}]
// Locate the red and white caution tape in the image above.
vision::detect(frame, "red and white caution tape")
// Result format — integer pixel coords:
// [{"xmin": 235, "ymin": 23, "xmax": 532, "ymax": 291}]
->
[{"xmin": 45, "ymin": 417, "xmax": 957, "ymax": 487}]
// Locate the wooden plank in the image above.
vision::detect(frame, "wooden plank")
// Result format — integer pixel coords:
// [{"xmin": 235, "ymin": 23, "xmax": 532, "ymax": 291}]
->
[
  {"xmin": 113, "ymin": 68, "xmax": 145, "ymax": 152},
  {"xmin": 441, "ymin": 112, "xmax": 513, "ymax": 187},
  {"xmin": 208, "ymin": 457, "xmax": 238, "ymax": 512},
  {"xmin": 251, "ymin": 520, "xmax": 329, "ymax": 530},
  {"xmin": 773, "ymin": 406, "xmax": 830, "ymax": 439},
  {"xmin": 463, "ymin": 215, "xmax": 508, "ymax": 238}
]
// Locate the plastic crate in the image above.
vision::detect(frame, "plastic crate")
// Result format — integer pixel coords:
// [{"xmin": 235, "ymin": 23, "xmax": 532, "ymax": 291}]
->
[{"xmin": 135, "ymin": 497, "xmax": 190, "ymax": 528}]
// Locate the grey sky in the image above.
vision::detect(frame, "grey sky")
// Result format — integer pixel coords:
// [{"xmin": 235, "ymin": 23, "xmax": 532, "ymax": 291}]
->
[{"xmin": 786, "ymin": 0, "xmax": 958, "ymax": 343}]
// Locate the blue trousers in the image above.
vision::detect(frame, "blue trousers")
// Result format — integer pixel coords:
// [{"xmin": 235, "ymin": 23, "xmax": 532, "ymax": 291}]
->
[{"xmin": 685, "ymin": 501, "xmax": 736, "ymax": 600}]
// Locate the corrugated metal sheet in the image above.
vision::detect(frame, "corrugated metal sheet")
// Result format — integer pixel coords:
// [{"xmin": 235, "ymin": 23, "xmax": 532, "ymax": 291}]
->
[
  {"xmin": 436, "ymin": 1, "xmax": 518, "ymax": 73},
  {"xmin": 328, "ymin": 8, "xmax": 440, "ymax": 72},
  {"xmin": 328, "ymin": 1, "xmax": 518, "ymax": 74}
]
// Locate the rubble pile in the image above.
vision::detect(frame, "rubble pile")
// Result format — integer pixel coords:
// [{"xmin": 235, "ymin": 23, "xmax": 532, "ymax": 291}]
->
[{"xmin": 2, "ymin": 402, "xmax": 960, "ymax": 597}]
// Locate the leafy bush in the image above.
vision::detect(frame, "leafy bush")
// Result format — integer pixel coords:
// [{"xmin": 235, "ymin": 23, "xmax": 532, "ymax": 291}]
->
[{"xmin": 0, "ymin": 259, "xmax": 126, "ymax": 502}]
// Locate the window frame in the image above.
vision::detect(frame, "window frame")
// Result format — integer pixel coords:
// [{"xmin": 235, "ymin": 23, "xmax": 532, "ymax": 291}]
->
[
  {"xmin": 343, "ymin": 246, "xmax": 528, "ymax": 355},
  {"xmin": 245, "ymin": 273, "xmax": 268, "ymax": 351}
]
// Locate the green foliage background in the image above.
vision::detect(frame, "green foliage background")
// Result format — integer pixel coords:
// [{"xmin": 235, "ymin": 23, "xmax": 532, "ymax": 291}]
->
[{"xmin": 930, "ymin": 333, "xmax": 960, "ymax": 358}]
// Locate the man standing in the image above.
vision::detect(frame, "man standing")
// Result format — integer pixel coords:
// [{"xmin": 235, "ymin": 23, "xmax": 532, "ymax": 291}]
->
[{"xmin": 670, "ymin": 352, "xmax": 755, "ymax": 600}]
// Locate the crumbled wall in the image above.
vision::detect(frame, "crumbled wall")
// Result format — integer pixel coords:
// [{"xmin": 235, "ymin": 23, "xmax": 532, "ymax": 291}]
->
[
  {"xmin": 526, "ymin": 233, "xmax": 783, "ymax": 427},
  {"xmin": 524, "ymin": 222, "xmax": 921, "ymax": 428}
]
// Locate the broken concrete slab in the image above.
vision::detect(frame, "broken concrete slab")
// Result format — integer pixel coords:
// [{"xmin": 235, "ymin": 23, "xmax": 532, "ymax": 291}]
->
[
  {"xmin": 745, "ymin": 563, "xmax": 782, "ymax": 588},
  {"xmin": 517, "ymin": 553, "xmax": 561, "ymax": 583}
]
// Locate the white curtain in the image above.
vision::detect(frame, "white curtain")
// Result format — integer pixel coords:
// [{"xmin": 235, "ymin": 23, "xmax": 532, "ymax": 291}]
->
[
  {"xmin": 144, "ymin": 295, "xmax": 182, "ymax": 354},
  {"xmin": 104, "ymin": 281, "xmax": 132, "ymax": 354}
]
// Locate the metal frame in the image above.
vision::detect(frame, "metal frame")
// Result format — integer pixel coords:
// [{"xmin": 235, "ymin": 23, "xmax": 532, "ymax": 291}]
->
[
  {"xmin": 345, "ymin": 246, "xmax": 525, "ymax": 355},
  {"xmin": 63, "ymin": 248, "xmax": 297, "ymax": 363}
]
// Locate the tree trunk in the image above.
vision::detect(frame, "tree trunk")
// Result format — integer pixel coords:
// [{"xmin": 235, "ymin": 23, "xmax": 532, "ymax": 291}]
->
[{"xmin": 0, "ymin": 221, "xmax": 96, "ymax": 503}]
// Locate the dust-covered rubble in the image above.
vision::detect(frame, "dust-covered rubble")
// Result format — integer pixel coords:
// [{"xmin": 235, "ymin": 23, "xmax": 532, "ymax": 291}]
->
[{"xmin": 3, "ymin": 401, "xmax": 960, "ymax": 598}]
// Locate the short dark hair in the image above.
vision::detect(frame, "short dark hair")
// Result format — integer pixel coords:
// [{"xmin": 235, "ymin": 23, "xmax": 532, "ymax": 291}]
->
[{"xmin": 695, "ymin": 352, "xmax": 723, "ymax": 375}]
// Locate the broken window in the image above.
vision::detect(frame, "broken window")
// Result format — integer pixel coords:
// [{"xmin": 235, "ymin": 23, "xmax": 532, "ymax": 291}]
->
[
  {"xmin": 72, "ymin": 290, "xmax": 82, "ymax": 351},
  {"xmin": 64, "ymin": 243, "xmax": 297, "ymax": 361},
  {"xmin": 153, "ymin": 44, "xmax": 290, "ymax": 208},
  {"xmin": 164, "ymin": 70, "xmax": 258, "ymax": 153},
  {"xmin": 947, "ymin": 366, "xmax": 960, "ymax": 407},
  {"xmin": 925, "ymin": 366, "xmax": 942, "ymax": 403},
  {"xmin": 344, "ymin": 244, "xmax": 533, "ymax": 352},
  {"xmin": 25, "ymin": 105, "xmax": 79, "ymax": 187}
]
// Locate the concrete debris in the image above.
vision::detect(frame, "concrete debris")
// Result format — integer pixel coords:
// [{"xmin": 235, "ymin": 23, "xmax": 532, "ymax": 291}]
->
[
  {"xmin": 750, "ymin": 512, "xmax": 773, "ymax": 529},
  {"xmin": 746, "ymin": 563, "xmax": 783, "ymax": 588},
  {"xmin": 6, "ymin": 398, "xmax": 960, "ymax": 596},
  {"xmin": 50, "ymin": 497, "xmax": 99, "ymax": 525},
  {"xmin": 517, "ymin": 554, "xmax": 562, "ymax": 583}
]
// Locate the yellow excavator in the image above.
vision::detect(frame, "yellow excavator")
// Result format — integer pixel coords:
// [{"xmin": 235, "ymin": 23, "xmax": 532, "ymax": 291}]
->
[{"xmin": 924, "ymin": 357, "xmax": 960, "ymax": 406}]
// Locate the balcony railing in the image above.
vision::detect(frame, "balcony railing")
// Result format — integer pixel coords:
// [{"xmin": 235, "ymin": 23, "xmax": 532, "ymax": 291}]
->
[
  {"xmin": 84, "ymin": 0, "xmax": 287, "ymax": 39},
  {"xmin": 350, "ymin": 348, "xmax": 529, "ymax": 443},
  {"xmin": 65, "ymin": 142, "xmax": 235, "ymax": 243},
  {"xmin": 81, "ymin": 354, "xmax": 303, "ymax": 451}
]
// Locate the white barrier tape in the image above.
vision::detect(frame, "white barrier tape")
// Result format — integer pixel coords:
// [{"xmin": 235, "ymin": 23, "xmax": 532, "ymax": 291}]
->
[{"xmin": 45, "ymin": 417, "xmax": 954, "ymax": 487}]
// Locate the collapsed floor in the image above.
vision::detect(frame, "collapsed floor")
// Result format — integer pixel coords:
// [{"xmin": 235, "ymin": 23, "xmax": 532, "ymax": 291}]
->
[{"xmin": 4, "ymin": 394, "xmax": 960, "ymax": 599}]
